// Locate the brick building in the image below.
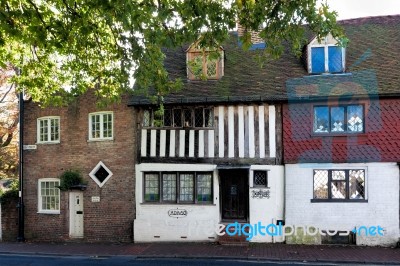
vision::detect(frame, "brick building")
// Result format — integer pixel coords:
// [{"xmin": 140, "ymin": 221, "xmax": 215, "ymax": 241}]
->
[{"xmin": 23, "ymin": 92, "xmax": 136, "ymax": 242}]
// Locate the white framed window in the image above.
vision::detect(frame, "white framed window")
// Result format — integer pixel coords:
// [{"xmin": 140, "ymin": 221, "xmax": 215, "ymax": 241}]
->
[
  {"xmin": 89, "ymin": 161, "xmax": 113, "ymax": 188},
  {"xmin": 38, "ymin": 178, "xmax": 60, "ymax": 214},
  {"xmin": 37, "ymin": 116, "xmax": 60, "ymax": 143},
  {"xmin": 88, "ymin": 112, "xmax": 113, "ymax": 141},
  {"xmin": 308, "ymin": 34, "xmax": 345, "ymax": 74}
]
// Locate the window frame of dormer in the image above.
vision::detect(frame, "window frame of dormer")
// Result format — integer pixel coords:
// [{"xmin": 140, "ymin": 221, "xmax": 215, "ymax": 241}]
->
[
  {"xmin": 307, "ymin": 36, "xmax": 346, "ymax": 74},
  {"xmin": 186, "ymin": 49, "xmax": 224, "ymax": 80}
]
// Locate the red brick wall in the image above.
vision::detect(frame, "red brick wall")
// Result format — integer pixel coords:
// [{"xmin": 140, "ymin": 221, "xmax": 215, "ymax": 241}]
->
[
  {"xmin": 23, "ymin": 92, "xmax": 136, "ymax": 242},
  {"xmin": 283, "ymin": 98, "xmax": 400, "ymax": 163},
  {"xmin": 1, "ymin": 198, "xmax": 18, "ymax": 242}
]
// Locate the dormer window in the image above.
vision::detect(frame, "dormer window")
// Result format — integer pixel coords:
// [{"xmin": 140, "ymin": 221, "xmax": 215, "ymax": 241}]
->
[
  {"xmin": 308, "ymin": 34, "xmax": 345, "ymax": 74},
  {"xmin": 186, "ymin": 44, "xmax": 224, "ymax": 80}
]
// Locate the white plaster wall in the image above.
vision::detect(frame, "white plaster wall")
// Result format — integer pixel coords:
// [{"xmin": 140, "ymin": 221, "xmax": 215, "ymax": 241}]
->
[
  {"xmin": 249, "ymin": 166, "xmax": 284, "ymax": 243},
  {"xmin": 285, "ymin": 163, "xmax": 399, "ymax": 246},
  {"xmin": 134, "ymin": 163, "xmax": 220, "ymax": 242},
  {"xmin": 249, "ymin": 165, "xmax": 284, "ymax": 243}
]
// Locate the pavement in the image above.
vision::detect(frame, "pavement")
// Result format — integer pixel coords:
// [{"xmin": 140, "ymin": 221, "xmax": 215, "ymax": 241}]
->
[{"xmin": 0, "ymin": 241, "xmax": 400, "ymax": 264}]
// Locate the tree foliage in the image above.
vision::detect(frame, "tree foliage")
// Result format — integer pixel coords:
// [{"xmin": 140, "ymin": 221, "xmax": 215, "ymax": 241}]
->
[
  {"xmin": 0, "ymin": 0, "xmax": 345, "ymax": 106},
  {"xmin": 0, "ymin": 67, "xmax": 18, "ymax": 179}
]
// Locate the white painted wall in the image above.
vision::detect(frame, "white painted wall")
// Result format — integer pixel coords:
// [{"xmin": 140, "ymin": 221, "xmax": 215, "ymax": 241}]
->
[
  {"xmin": 134, "ymin": 163, "xmax": 220, "ymax": 242},
  {"xmin": 249, "ymin": 166, "xmax": 284, "ymax": 243},
  {"xmin": 285, "ymin": 163, "xmax": 399, "ymax": 246}
]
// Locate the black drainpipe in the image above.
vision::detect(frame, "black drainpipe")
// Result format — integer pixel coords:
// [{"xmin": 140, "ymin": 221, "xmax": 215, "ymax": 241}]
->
[{"xmin": 17, "ymin": 91, "xmax": 25, "ymax": 242}]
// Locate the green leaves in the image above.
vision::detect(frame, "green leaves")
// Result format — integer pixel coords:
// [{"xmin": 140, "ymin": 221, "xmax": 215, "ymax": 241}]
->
[{"xmin": 0, "ymin": 0, "xmax": 344, "ymax": 106}]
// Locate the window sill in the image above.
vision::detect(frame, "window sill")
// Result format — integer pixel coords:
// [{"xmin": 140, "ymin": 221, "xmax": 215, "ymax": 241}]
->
[
  {"xmin": 311, "ymin": 133, "xmax": 366, "ymax": 138},
  {"xmin": 141, "ymin": 202, "xmax": 216, "ymax": 206},
  {"xmin": 87, "ymin": 138, "xmax": 114, "ymax": 142},
  {"xmin": 37, "ymin": 211, "xmax": 60, "ymax": 214},
  {"xmin": 311, "ymin": 199, "xmax": 368, "ymax": 203},
  {"xmin": 36, "ymin": 141, "xmax": 60, "ymax": 145}
]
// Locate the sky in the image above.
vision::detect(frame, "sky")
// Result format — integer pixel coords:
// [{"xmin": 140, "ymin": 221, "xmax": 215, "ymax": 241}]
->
[{"xmin": 323, "ymin": 0, "xmax": 400, "ymax": 20}]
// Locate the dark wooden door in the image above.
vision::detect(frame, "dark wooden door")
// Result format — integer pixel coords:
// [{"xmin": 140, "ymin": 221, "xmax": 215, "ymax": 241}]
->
[{"xmin": 220, "ymin": 169, "xmax": 248, "ymax": 221}]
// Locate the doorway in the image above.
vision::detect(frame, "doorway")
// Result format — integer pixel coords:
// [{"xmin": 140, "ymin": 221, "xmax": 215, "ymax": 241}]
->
[
  {"xmin": 219, "ymin": 169, "xmax": 249, "ymax": 222},
  {"xmin": 69, "ymin": 191, "xmax": 84, "ymax": 238}
]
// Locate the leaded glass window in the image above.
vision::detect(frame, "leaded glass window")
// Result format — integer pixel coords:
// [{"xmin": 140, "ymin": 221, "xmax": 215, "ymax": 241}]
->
[
  {"xmin": 347, "ymin": 105, "xmax": 364, "ymax": 132},
  {"xmin": 197, "ymin": 173, "xmax": 212, "ymax": 203},
  {"xmin": 313, "ymin": 169, "xmax": 366, "ymax": 201},
  {"xmin": 183, "ymin": 109, "xmax": 193, "ymax": 127},
  {"xmin": 253, "ymin": 171, "xmax": 268, "ymax": 187},
  {"xmin": 143, "ymin": 110, "xmax": 151, "ymax": 127},
  {"xmin": 179, "ymin": 173, "xmax": 194, "ymax": 202},
  {"xmin": 313, "ymin": 105, "xmax": 364, "ymax": 134},
  {"xmin": 144, "ymin": 172, "xmax": 212, "ymax": 204},
  {"xmin": 162, "ymin": 173, "xmax": 177, "ymax": 201},
  {"xmin": 144, "ymin": 173, "xmax": 159, "ymax": 202}
]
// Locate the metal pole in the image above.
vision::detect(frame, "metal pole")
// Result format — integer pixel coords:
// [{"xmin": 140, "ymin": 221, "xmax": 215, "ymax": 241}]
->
[{"xmin": 17, "ymin": 91, "xmax": 24, "ymax": 242}]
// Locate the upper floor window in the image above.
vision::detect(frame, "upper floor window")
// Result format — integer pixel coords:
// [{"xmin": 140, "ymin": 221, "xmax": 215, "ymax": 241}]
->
[
  {"xmin": 37, "ymin": 116, "xmax": 60, "ymax": 143},
  {"xmin": 313, "ymin": 105, "xmax": 364, "ymax": 134},
  {"xmin": 308, "ymin": 34, "xmax": 345, "ymax": 74},
  {"xmin": 38, "ymin": 178, "xmax": 60, "ymax": 214},
  {"xmin": 313, "ymin": 169, "xmax": 366, "ymax": 201},
  {"xmin": 89, "ymin": 112, "xmax": 113, "ymax": 141},
  {"xmin": 186, "ymin": 44, "xmax": 224, "ymax": 80},
  {"xmin": 143, "ymin": 107, "xmax": 213, "ymax": 128}
]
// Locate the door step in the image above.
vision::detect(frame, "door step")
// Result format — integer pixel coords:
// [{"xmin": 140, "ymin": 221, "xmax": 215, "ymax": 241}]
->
[{"xmin": 218, "ymin": 223, "xmax": 250, "ymax": 246}]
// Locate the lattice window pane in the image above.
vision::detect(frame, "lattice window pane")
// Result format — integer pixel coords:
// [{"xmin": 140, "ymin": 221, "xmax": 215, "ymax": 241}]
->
[
  {"xmin": 183, "ymin": 109, "xmax": 193, "ymax": 127},
  {"xmin": 314, "ymin": 107, "xmax": 329, "ymax": 133},
  {"xmin": 207, "ymin": 60, "xmax": 217, "ymax": 77},
  {"xmin": 254, "ymin": 171, "xmax": 268, "ymax": 187},
  {"xmin": 143, "ymin": 110, "xmax": 151, "ymax": 127},
  {"xmin": 173, "ymin": 109, "xmax": 182, "ymax": 127},
  {"xmin": 144, "ymin": 173, "xmax": 159, "ymax": 202},
  {"xmin": 332, "ymin": 170, "xmax": 345, "ymax": 180},
  {"xmin": 179, "ymin": 173, "xmax": 194, "ymax": 202},
  {"xmin": 192, "ymin": 55, "xmax": 203, "ymax": 77},
  {"xmin": 313, "ymin": 170, "xmax": 328, "ymax": 199},
  {"xmin": 331, "ymin": 107, "xmax": 345, "ymax": 132},
  {"xmin": 163, "ymin": 109, "xmax": 172, "ymax": 127},
  {"xmin": 197, "ymin": 173, "xmax": 212, "ymax": 203},
  {"xmin": 347, "ymin": 105, "xmax": 363, "ymax": 132},
  {"xmin": 162, "ymin": 173, "xmax": 177, "ymax": 202},
  {"xmin": 204, "ymin": 108, "xmax": 213, "ymax": 127},
  {"xmin": 194, "ymin": 108, "xmax": 204, "ymax": 127},
  {"xmin": 331, "ymin": 181, "xmax": 346, "ymax": 199},
  {"xmin": 349, "ymin": 170, "xmax": 365, "ymax": 199}
]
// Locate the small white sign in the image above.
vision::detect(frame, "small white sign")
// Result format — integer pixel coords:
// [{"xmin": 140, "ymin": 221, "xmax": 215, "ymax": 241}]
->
[
  {"xmin": 23, "ymin": 145, "xmax": 37, "ymax": 150},
  {"xmin": 91, "ymin": 196, "xmax": 100, "ymax": 202}
]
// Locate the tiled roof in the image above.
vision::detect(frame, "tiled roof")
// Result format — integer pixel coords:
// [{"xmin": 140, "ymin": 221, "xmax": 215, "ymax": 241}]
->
[{"xmin": 129, "ymin": 15, "xmax": 400, "ymax": 106}]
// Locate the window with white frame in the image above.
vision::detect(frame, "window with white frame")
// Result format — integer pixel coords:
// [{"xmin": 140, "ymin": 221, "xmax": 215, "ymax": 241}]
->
[
  {"xmin": 313, "ymin": 169, "xmax": 366, "ymax": 201},
  {"xmin": 89, "ymin": 112, "xmax": 113, "ymax": 140},
  {"xmin": 37, "ymin": 117, "xmax": 60, "ymax": 143},
  {"xmin": 38, "ymin": 178, "xmax": 60, "ymax": 213},
  {"xmin": 144, "ymin": 172, "xmax": 213, "ymax": 204},
  {"xmin": 308, "ymin": 35, "xmax": 345, "ymax": 74}
]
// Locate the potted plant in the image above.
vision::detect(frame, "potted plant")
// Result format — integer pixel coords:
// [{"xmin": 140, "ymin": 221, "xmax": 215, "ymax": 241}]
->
[{"xmin": 58, "ymin": 170, "xmax": 87, "ymax": 191}]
